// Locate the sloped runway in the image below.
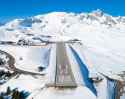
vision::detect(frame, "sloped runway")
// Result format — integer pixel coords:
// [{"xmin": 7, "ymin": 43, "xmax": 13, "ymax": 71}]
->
[{"xmin": 55, "ymin": 42, "xmax": 77, "ymax": 87}]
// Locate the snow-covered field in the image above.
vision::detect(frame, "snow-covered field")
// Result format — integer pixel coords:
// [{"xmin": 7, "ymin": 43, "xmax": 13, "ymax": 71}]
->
[{"xmin": 0, "ymin": 45, "xmax": 51, "ymax": 73}]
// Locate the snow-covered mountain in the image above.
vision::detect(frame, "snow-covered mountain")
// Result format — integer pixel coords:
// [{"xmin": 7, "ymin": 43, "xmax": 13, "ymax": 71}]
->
[
  {"xmin": 1, "ymin": 10, "xmax": 125, "ymax": 99},
  {"xmin": 0, "ymin": 9, "xmax": 125, "ymax": 42}
]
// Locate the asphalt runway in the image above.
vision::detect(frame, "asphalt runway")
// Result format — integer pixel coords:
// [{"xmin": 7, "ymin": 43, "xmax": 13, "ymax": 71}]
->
[{"xmin": 55, "ymin": 42, "xmax": 77, "ymax": 87}]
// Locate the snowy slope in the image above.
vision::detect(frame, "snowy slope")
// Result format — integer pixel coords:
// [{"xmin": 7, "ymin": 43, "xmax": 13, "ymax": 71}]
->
[
  {"xmin": 0, "ymin": 10, "xmax": 125, "ymax": 77},
  {"xmin": 0, "ymin": 10, "xmax": 125, "ymax": 42},
  {"xmin": 0, "ymin": 45, "xmax": 51, "ymax": 73}
]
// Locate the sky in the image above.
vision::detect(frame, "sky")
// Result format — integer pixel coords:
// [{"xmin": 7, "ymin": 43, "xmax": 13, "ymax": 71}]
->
[{"xmin": 0, "ymin": 0, "xmax": 125, "ymax": 22}]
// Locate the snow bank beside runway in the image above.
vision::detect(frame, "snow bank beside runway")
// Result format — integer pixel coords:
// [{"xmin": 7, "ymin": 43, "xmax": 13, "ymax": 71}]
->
[
  {"xmin": 70, "ymin": 43, "xmax": 124, "ymax": 81},
  {"xmin": 46, "ymin": 44, "xmax": 56, "ymax": 84}
]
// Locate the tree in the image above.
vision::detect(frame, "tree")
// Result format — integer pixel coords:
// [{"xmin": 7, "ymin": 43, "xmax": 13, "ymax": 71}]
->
[
  {"xmin": 0, "ymin": 95, "xmax": 4, "ymax": 99},
  {"xmin": 12, "ymin": 89, "xmax": 20, "ymax": 99},
  {"xmin": 6, "ymin": 87, "xmax": 11, "ymax": 95},
  {"xmin": 0, "ymin": 58, "xmax": 5, "ymax": 65},
  {"xmin": 19, "ymin": 91, "xmax": 30, "ymax": 99}
]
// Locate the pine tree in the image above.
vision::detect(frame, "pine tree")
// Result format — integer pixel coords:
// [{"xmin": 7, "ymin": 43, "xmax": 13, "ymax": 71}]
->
[
  {"xmin": 0, "ymin": 95, "xmax": 4, "ymax": 99},
  {"xmin": 6, "ymin": 86, "xmax": 11, "ymax": 95},
  {"xmin": 12, "ymin": 89, "xmax": 20, "ymax": 99}
]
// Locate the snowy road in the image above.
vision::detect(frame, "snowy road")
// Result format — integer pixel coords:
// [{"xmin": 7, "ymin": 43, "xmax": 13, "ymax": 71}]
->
[{"xmin": 55, "ymin": 42, "xmax": 77, "ymax": 87}]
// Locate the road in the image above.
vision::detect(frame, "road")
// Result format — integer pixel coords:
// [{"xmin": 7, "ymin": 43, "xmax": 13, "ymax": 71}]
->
[
  {"xmin": 55, "ymin": 42, "xmax": 77, "ymax": 87},
  {"xmin": 0, "ymin": 50, "xmax": 45, "ymax": 76}
]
